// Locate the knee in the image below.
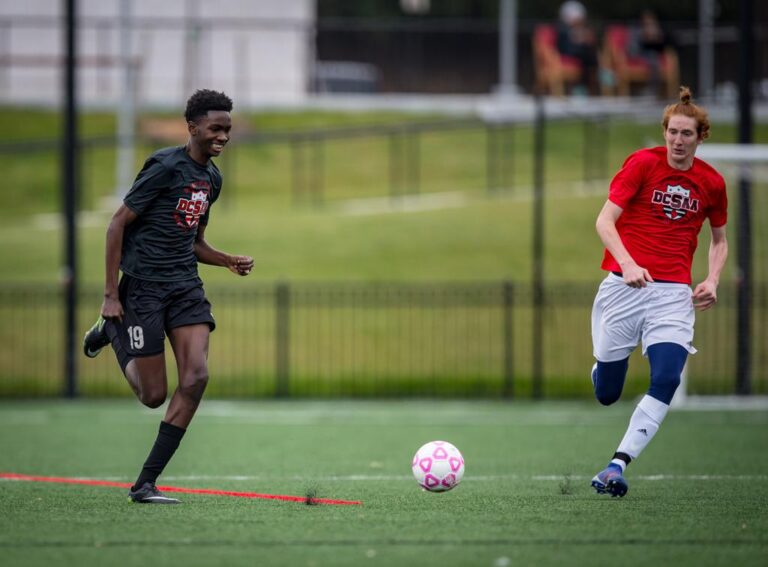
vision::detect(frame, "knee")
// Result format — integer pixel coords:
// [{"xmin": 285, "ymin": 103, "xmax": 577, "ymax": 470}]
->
[
  {"xmin": 180, "ymin": 366, "xmax": 209, "ymax": 401},
  {"xmin": 139, "ymin": 386, "xmax": 167, "ymax": 409},
  {"xmin": 595, "ymin": 391, "xmax": 621, "ymax": 406},
  {"xmin": 647, "ymin": 343, "xmax": 687, "ymax": 404},
  {"xmin": 593, "ymin": 359, "xmax": 628, "ymax": 406},
  {"xmin": 652, "ymin": 370, "xmax": 681, "ymax": 390},
  {"xmin": 649, "ymin": 369, "xmax": 681, "ymax": 404}
]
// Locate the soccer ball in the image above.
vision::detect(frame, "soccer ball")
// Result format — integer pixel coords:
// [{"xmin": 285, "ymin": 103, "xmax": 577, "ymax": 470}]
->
[{"xmin": 411, "ymin": 440, "xmax": 465, "ymax": 492}]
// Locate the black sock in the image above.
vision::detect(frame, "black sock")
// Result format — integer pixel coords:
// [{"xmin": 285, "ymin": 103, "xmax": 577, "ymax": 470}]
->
[
  {"xmin": 105, "ymin": 322, "xmax": 133, "ymax": 373},
  {"xmin": 132, "ymin": 421, "xmax": 186, "ymax": 490},
  {"xmin": 613, "ymin": 451, "xmax": 632, "ymax": 466}
]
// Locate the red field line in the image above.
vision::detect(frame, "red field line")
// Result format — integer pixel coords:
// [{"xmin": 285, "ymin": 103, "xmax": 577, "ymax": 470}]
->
[{"xmin": 0, "ymin": 472, "xmax": 362, "ymax": 506}]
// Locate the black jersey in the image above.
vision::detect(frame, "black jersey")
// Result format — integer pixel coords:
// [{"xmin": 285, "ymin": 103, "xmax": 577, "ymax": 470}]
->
[{"xmin": 121, "ymin": 146, "xmax": 222, "ymax": 282}]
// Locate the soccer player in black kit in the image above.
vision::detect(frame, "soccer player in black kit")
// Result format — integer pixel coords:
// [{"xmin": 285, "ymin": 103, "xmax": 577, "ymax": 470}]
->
[{"xmin": 83, "ymin": 89, "xmax": 253, "ymax": 504}]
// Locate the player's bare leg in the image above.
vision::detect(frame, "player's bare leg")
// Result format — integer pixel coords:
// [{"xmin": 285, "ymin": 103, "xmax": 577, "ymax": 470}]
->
[
  {"xmin": 127, "ymin": 346, "xmax": 204, "ymax": 504},
  {"xmin": 127, "ymin": 324, "xmax": 210, "ymax": 504},
  {"xmin": 164, "ymin": 324, "xmax": 211, "ymax": 429},
  {"xmin": 95, "ymin": 320, "xmax": 168, "ymax": 405},
  {"xmin": 127, "ymin": 325, "xmax": 209, "ymax": 504},
  {"xmin": 127, "ymin": 354, "xmax": 169, "ymax": 408}
]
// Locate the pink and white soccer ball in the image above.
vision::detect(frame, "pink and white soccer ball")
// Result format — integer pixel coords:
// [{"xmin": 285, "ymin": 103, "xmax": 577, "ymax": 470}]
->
[{"xmin": 411, "ymin": 440, "xmax": 465, "ymax": 492}]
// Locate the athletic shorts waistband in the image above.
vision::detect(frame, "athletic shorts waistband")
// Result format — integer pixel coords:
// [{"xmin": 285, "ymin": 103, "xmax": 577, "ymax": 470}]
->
[{"xmin": 609, "ymin": 272, "xmax": 688, "ymax": 287}]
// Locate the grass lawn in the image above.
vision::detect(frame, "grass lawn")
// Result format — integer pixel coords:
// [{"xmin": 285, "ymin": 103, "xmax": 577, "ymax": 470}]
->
[
  {"xmin": 0, "ymin": 400, "xmax": 766, "ymax": 567},
  {"xmin": 0, "ymin": 186, "xmax": 760, "ymax": 285},
  {"xmin": 1, "ymin": 107, "xmax": 766, "ymax": 285},
  {"xmin": 2, "ymin": 105, "xmax": 767, "ymax": 286},
  {"xmin": 0, "ymin": 108, "xmax": 765, "ymax": 394}
]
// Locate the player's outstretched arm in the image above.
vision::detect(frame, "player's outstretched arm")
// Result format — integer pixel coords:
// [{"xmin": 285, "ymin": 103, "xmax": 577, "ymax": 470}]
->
[
  {"xmin": 102, "ymin": 204, "xmax": 137, "ymax": 322},
  {"xmin": 693, "ymin": 225, "xmax": 728, "ymax": 311},
  {"xmin": 194, "ymin": 224, "xmax": 253, "ymax": 276},
  {"xmin": 595, "ymin": 200, "xmax": 654, "ymax": 288}
]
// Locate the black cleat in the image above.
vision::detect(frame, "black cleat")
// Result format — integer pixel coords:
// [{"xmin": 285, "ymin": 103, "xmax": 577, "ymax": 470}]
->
[
  {"xmin": 83, "ymin": 316, "xmax": 110, "ymax": 358},
  {"xmin": 128, "ymin": 482, "xmax": 180, "ymax": 504}
]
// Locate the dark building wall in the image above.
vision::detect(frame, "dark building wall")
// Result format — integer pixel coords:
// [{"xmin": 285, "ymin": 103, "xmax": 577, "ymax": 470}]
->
[{"xmin": 316, "ymin": 18, "xmax": 766, "ymax": 95}]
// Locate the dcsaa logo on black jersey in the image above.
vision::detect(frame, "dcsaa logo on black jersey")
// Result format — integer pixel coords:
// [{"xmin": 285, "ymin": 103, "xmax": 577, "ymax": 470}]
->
[
  {"xmin": 175, "ymin": 181, "xmax": 211, "ymax": 230},
  {"xmin": 651, "ymin": 184, "xmax": 700, "ymax": 221}
]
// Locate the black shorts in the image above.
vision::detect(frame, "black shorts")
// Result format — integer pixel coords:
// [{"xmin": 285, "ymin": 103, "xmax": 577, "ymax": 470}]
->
[{"xmin": 112, "ymin": 274, "xmax": 216, "ymax": 357}]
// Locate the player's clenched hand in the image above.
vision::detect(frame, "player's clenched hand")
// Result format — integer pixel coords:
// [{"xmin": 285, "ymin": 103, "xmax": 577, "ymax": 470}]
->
[
  {"xmin": 101, "ymin": 296, "xmax": 124, "ymax": 323},
  {"xmin": 620, "ymin": 261, "xmax": 654, "ymax": 288},
  {"xmin": 692, "ymin": 280, "xmax": 718, "ymax": 311},
  {"xmin": 227, "ymin": 255, "xmax": 254, "ymax": 276}
]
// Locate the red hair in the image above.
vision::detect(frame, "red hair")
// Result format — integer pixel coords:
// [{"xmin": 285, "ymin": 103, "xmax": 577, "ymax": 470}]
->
[{"xmin": 662, "ymin": 86, "xmax": 710, "ymax": 140}]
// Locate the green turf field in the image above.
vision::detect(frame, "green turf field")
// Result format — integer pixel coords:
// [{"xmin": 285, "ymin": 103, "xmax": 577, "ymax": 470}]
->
[{"xmin": 0, "ymin": 400, "xmax": 765, "ymax": 566}]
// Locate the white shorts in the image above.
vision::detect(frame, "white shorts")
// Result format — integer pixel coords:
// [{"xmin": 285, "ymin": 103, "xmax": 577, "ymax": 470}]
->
[{"xmin": 591, "ymin": 273, "xmax": 697, "ymax": 362}]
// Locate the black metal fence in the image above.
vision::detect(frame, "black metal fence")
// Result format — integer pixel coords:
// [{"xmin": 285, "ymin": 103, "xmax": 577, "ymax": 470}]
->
[{"xmin": 0, "ymin": 281, "xmax": 764, "ymax": 398}]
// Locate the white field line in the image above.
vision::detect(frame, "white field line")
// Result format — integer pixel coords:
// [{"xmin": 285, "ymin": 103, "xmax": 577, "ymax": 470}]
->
[
  {"xmin": 3, "ymin": 474, "xmax": 765, "ymax": 483},
  {"xmin": 2, "ymin": 397, "xmax": 766, "ymax": 427},
  {"xmin": 340, "ymin": 191, "xmax": 469, "ymax": 216},
  {"xmin": 188, "ymin": 414, "xmax": 621, "ymax": 426},
  {"xmin": 337, "ymin": 181, "xmax": 610, "ymax": 216},
  {"xmin": 190, "ymin": 399, "xmax": 768, "ymax": 423},
  {"xmin": 673, "ymin": 396, "xmax": 768, "ymax": 411},
  {"xmin": 338, "ymin": 165, "xmax": 768, "ymax": 217},
  {"xmin": 28, "ymin": 181, "xmax": 609, "ymax": 229},
  {"xmin": 190, "ymin": 401, "xmax": 623, "ymax": 425},
  {"xmin": 27, "ymin": 166, "xmax": 768, "ymax": 227}
]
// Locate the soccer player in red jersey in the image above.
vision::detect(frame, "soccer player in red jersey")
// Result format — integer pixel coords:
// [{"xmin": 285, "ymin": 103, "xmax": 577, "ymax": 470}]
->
[{"xmin": 589, "ymin": 87, "xmax": 728, "ymax": 497}]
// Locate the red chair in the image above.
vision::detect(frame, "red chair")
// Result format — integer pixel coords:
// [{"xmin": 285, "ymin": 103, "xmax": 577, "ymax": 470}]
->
[
  {"xmin": 603, "ymin": 24, "xmax": 679, "ymax": 98},
  {"xmin": 532, "ymin": 24, "xmax": 583, "ymax": 96}
]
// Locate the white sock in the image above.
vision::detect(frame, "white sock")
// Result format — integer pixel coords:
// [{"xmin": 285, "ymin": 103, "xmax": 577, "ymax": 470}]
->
[
  {"xmin": 610, "ymin": 458, "xmax": 627, "ymax": 472},
  {"xmin": 616, "ymin": 395, "xmax": 670, "ymax": 461}
]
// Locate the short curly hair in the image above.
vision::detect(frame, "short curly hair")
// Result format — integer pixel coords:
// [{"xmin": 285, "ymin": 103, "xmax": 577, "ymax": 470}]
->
[{"xmin": 184, "ymin": 89, "xmax": 233, "ymax": 123}]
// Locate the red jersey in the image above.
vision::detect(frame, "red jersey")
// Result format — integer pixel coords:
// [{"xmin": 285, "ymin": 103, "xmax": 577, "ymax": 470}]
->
[{"xmin": 601, "ymin": 146, "xmax": 728, "ymax": 284}]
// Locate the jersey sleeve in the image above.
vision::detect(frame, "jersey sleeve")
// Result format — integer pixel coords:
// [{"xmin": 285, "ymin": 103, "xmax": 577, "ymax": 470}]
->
[
  {"xmin": 708, "ymin": 177, "xmax": 728, "ymax": 228},
  {"xmin": 608, "ymin": 152, "xmax": 647, "ymax": 208},
  {"xmin": 123, "ymin": 158, "xmax": 172, "ymax": 216}
]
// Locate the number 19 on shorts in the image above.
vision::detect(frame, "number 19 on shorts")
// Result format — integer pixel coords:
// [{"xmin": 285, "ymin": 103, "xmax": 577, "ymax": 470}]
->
[{"xmin": 128, "ymin": 325, "xmax": 145, "ymax": 350}]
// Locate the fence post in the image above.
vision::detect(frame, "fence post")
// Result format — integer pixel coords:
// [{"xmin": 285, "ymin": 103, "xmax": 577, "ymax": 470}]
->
[
  {"xmin": 736, "ymin": 0, "xmax": 753, "ymax": 395},
  {"xmin": 407, "ymin": 128, "xmax": 420, "ymax": 195},
  {"xmin": 312, "ymin": 136, "xmax": 324, "ymax": 207},
  {"xmin": 582, "ymin": 118, "xmax": 591, "ymax": 185},
  {"xmin": 63, "ymin": 0, "xmax": 78, "ymax": 399},
  {"xmin": 486, "ymin": 124, "xmax": 498, "ymax": 193},
  {"xmin": 532, "ymin": 95, "xmax": 545, "ymax": 400},
  {"xmin": 488, "ymin": 125, "xmax": 515, "ymax": 193},
  {"xmin": 388, "ymin": 131, "xmax": 402, "ymax": 200},
  {"xmin": 502, "ymin": 280, "xmax": 514, "ymax": 398},
  {"xmin": 290, "ymin": 138, "xmax": 304, "ymax": 206},
  {"xmin": 275, "ymin": 281, "xmax": 290, "ymax": 397},
  {"xmin": 502, "ymin": 125, "xmax": 514, "ymax": 190}
]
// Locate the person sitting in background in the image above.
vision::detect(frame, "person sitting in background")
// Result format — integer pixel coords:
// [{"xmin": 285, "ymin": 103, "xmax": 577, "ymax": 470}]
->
[
  {"xmin": 628, "ymin": 9, "xmax": 677, "ymax": 97},
  {"xmin": 556, "ymin": 1, "xmax": 599, "ymax": 95}
]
